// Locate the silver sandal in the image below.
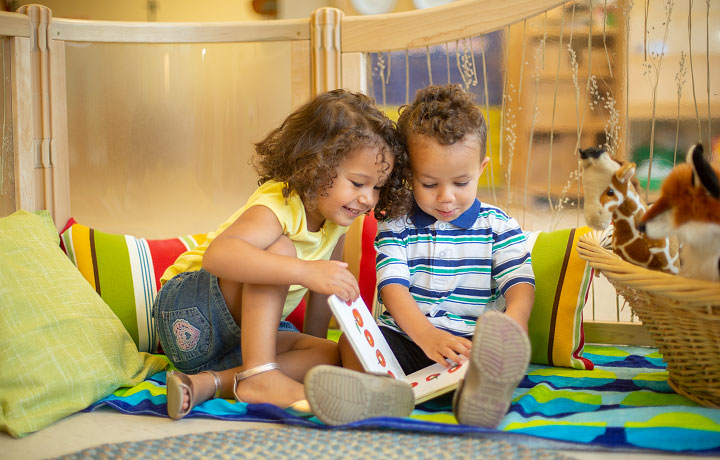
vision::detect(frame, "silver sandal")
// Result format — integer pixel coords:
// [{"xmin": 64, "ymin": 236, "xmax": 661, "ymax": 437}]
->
[
  {"xmin": 166, "ymin": 369, "xmax": 221, "ymax": 420},
  {"xmin": 233, "ymin": 362, "xmax": 311, "ymax": 413}
]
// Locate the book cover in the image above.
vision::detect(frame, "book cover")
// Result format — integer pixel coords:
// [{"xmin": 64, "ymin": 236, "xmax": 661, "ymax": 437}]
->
[{"xmin": 327, "ymin": 295, "xmax": 467, "ymax": 403}]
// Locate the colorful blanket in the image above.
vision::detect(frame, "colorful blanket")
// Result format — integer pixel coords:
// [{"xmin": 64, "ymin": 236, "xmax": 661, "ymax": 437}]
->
[{"xmin": 86, "ymin": 345, "xmax": 720, "ymax": 454}]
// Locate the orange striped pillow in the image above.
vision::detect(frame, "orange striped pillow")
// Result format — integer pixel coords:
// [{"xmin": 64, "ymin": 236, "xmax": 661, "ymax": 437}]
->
[{"xmin": 60, "ymin": 218, "xmax": 206, "ymax": 353}]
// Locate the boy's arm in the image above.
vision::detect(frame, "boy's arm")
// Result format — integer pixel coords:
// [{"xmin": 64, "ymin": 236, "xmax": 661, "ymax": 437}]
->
[
  {"xmin": 490, "ymin": 215, "xmax": 535, "ymax": 333},
  {"xmin": 303, "ymin": 234, "xmax": 347, "ymax": 338},
  {"xmin": 502, "ymin": 282, "xmax": 534, "ymax": 333},
  {"xmin": 381, "ymin": 284, "xmax": 471, "ymax": 366},
  {"xmin": 380, "ymin": 284, "xmax": 435, "ymax": 339}
]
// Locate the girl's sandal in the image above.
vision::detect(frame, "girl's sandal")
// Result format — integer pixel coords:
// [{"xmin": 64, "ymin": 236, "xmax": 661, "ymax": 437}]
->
[
  {"xmin": 233, "ymin": 362, "xmax": 312, "ymax": 414},
  {"xmin": 166, "ymin": 369, "xmax": 221, "ymax": 420}
]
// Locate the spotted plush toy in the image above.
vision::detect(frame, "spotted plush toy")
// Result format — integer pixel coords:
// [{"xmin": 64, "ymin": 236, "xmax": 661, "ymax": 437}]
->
[{"xmin": 579, "ymin": 147, "xmax": 679, "ymax": 274}]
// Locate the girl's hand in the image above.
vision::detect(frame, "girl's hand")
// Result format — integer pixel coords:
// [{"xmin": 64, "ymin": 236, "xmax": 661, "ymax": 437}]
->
[
  {"xmin": 415, "ymin": 328, "xmax": 472, "ymax": 367},
  {"xmin": 302, "ymin": 260, "xmax": 360, "ymax": 303}
]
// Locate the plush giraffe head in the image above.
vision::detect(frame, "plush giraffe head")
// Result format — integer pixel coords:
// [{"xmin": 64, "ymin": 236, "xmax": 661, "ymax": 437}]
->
[
  {"xmin": 599, "ymin": 162, "xmax": 637, "ymax": 217},
  {"xmin": 579, "ymin": 147, "xmax": 620, "ymax": 230},
  {"xmin": 639, "ymin": 144, "xmax": 720, "ymax": 280}
]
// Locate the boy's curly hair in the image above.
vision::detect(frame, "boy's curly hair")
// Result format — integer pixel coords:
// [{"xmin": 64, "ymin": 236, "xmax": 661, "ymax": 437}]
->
[
  {"xmin": 253, "ymin": 89, "xmax": 411, "ymax": 220},
  {"xmin": 397, "ymin": 84, "xmax": 487, "ymax": 154}
]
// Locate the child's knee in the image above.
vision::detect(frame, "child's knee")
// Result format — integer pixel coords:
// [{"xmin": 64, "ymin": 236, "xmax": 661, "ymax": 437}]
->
[{"xmin": 338, "ymin": 333, "xmax": 352, "ymax": 351}]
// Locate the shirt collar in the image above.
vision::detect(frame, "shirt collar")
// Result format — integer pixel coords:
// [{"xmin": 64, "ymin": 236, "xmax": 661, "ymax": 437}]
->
[{"xmin": 410, "ymin": 199, "xmax": 481, "ymax": 229}]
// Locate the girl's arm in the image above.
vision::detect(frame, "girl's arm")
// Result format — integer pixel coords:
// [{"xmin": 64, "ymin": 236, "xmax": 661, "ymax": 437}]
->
[
  {"xmin": 303, "ymin": 234, "xmax": 348, "ymax": 338},
  {"xmin": 380, "ymin": 284, "xmax": 471, "ymax": 366},
  {"xmin": 203, "ymin": 205, "xmax": 359, "ymax": 301}
]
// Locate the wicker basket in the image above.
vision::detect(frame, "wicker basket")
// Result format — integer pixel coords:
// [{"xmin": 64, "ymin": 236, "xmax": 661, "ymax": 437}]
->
[{"xmin": 577, "ymin": 232, "xmax": 720, "ymax": 408}]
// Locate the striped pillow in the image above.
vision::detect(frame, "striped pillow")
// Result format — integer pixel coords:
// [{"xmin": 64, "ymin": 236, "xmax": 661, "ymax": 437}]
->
[
  {"xmin": 60, "ymin": 219, "xmax": 207, "ymax": 353},
  {"xmin": 526, "ymin": 226, "xmax": 594, "ymax": 370}
]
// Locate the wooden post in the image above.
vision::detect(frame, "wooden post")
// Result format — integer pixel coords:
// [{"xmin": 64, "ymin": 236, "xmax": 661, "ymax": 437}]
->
[
  {"xmin": 341, "ymin": 52, "xmax": 366, "ymax": 94},
  {"xmin": 11, "ymin": 4, "xmax": 69, "ymax": 228},
  {"xmin": 310, "ymin": 7, "xmax": 343, "ymax": 96}
]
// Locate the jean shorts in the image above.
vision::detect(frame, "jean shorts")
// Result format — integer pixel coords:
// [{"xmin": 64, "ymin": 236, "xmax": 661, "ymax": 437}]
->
[{"xmin": 152, "ymin": 268, "xmax": 298, "ymax": 373}]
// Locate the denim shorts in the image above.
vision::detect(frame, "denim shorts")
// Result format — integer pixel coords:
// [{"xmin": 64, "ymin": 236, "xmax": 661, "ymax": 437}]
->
[{"xmin": 152, "ymin": 269, "xmax": 298, "ymax": 373}]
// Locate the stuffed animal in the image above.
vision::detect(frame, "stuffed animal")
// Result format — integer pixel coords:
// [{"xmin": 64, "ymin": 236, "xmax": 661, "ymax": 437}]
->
[
  {"xmin": 639, "ymin": 144, "xmax": 720, "ymax": 281},
  {"xmin": 579, "ymin": 147, "xmax": 620, "ymax": 230},
  {"xmin": 579, "ymin": 147, "xmax": 679, "ymax": 274}
]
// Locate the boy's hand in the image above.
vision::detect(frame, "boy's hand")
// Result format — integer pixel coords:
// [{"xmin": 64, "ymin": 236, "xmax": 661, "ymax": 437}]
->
[
  {"xmin": 415, "ymin": 328, "xmax": 472, "ymax": 367},
  {"xmin": 302, "ymin": 259, "xmax": 360, "ymax": 303}
]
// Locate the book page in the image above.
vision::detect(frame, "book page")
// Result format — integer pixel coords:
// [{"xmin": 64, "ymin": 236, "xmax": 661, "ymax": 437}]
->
[
  {"xmin": 327, "ymin": 295, "xmax": 405, "ymax": 379},
  {"xmin": 405, "ymin": 357, "xmax": 468, "ymax": 404},
  {"xmin": 327, "ymin": 295, "xmax": 469, "ymax": 404}
]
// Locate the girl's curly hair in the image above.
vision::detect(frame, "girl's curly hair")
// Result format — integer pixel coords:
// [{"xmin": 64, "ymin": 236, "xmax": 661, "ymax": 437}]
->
[
  {"xmin": 397, "ymin": 84, "xmax": 487, "ymax": 152},
  {"xmin": 253, "ymin": 89, "xmax": 411, "ymax": 220}
]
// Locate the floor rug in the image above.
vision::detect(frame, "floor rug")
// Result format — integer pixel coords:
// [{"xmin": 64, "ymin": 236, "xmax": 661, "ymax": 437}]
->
[
  {"xmin": 53, "ymin": 425, "xmax": 578, "ymax": 460},
  {"xmin": 85, "ymin": 344, "xmax": 720, "ymax": 455}
]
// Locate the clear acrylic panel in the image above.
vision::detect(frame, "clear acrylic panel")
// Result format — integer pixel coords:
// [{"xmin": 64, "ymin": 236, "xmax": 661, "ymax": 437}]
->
[{"xmin": 65, "ymin": 40, "xmax": 296, "ymax": 238}]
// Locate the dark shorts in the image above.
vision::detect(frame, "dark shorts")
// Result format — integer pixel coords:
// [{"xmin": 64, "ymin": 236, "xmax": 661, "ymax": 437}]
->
[
  {"xmin": 379, "ymin": 326, "xmax": 436, "ymax": 375},
  {"xmin": 152, "ymin": 268, "xmax": 298, "ymax": 373}
]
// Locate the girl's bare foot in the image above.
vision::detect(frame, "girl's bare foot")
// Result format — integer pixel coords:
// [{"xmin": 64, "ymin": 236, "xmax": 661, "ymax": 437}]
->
[{"xmin": 234, "ymin": 368, "xmax": 305, "ymax": 407}]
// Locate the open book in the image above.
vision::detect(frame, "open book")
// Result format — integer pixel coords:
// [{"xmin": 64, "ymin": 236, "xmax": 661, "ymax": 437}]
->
[{"xmin": 327, "ymin": 295, "xmax": 467, "ymax": 404}]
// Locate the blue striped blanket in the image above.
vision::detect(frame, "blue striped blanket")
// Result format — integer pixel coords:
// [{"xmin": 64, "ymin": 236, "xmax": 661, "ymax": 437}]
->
[{"xmin": 86, "ymin": 344, "xmax": 720, "ymax": 454}]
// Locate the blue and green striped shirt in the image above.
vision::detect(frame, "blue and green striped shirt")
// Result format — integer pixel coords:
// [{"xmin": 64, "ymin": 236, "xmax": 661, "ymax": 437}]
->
[{"xmin": 375, "ymin": 199, "xmax": 534, "ymax": 337}]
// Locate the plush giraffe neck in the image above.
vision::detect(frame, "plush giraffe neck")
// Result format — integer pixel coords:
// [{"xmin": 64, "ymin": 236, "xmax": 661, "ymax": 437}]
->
[{"xmin": 600, "ymin": 166, "xmax": 680, "ymax": 274}]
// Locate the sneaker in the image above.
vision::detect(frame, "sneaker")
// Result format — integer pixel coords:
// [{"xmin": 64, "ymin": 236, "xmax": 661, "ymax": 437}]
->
[
  {"xmin": 452, "ymin": 311, "xmax": 530, "ymax": 428},
  {"xmin": 305, "ymin": 365, "xmax": 415, "ymax": 426}
]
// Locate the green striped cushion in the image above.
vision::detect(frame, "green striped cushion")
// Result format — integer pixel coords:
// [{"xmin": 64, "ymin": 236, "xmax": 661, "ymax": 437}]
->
[
  {"xmin": 526, "ymin": 227, "xmax": 594, "ymax": 370},
  {"xmin": 60, "ymin": 218, "xmax": 207, "ymax": 353}
]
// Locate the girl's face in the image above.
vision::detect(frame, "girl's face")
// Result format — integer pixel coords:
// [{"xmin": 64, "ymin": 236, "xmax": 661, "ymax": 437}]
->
[
  {"xmin": 410, "ymin": 133, "xmax": 488, "ymax": 222},
  {"xmin": 307, "ymin": 146, "xmax": 393, "ymax": 231}
]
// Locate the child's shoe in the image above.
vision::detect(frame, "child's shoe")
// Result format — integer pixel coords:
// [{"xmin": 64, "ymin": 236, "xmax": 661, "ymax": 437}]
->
[
  {"xmin": 452, "ymin": 310, "xmax": 530, "ymax": 428},
  {"xmin": 305, "ymin": 365, "xmax": 415, "ymax": 425}
]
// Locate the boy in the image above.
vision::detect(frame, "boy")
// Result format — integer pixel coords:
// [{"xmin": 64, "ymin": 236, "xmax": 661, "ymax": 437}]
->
[{"xmin": 305, "ymin": 84, "xmax": 535, "ymax": 428}]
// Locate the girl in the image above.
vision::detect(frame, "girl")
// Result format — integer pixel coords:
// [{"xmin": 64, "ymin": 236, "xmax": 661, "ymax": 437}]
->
[{"xmin": 153, "ymin": 89, "xmax": 411, "ymax": 419}]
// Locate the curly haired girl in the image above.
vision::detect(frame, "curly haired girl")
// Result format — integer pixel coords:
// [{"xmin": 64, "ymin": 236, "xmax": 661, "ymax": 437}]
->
[{"xmin": 153, "ymin": 89, "xmax": 411, "ymax": 418}]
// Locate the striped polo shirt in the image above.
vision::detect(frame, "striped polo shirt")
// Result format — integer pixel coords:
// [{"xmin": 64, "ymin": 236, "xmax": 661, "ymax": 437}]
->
[{"xmin": 375, "ymin": 199, "xmax": 534, "ymax": 337}]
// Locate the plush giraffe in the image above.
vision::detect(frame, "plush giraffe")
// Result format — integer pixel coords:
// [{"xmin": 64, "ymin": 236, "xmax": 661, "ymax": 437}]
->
[{"xmin": 599, "ymin": 162, "xmax": 680, "ymax": 274}]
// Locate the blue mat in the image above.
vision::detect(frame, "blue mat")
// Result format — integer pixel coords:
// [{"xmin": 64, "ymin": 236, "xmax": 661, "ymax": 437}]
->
[{"xmin": 85, "ymin": 345, "xmax": 720, "ymax": 454}]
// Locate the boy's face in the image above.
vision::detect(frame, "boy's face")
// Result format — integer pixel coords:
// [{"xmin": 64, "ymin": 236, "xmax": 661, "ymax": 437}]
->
[
  {"xmin": 309, "ymin": 146, "xmax": 392, "ymax": 231},
  {"xmin": 409, "ymin": 133, "xmax": 489, "ymax": 222}
]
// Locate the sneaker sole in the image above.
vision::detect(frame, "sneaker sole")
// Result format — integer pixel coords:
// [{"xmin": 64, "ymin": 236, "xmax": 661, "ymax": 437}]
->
[
  {"xmin": 305, "ymin": 365, "xmax": 415, "ymax": 426},
  {"xmin": 453, "ymin": 311, "xmax": 530, "ymax": 428}
]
